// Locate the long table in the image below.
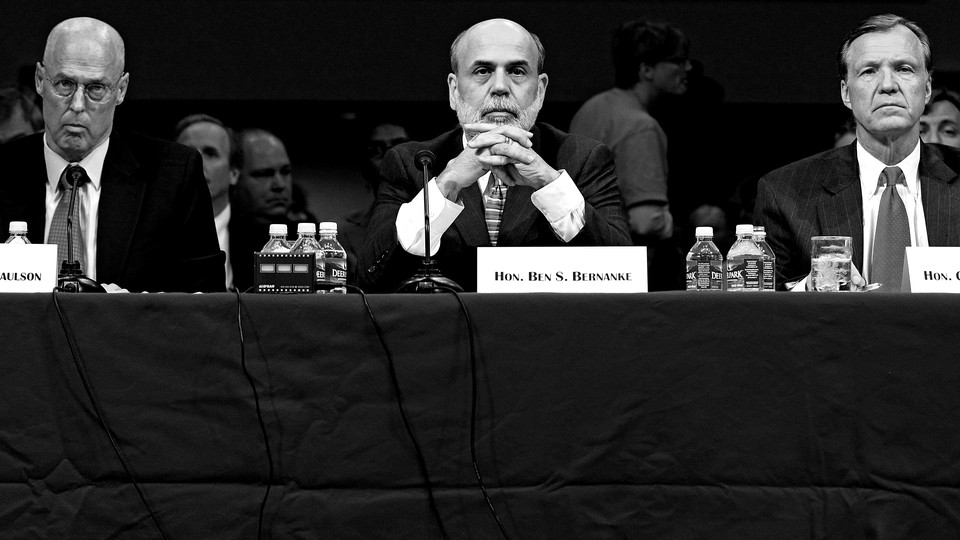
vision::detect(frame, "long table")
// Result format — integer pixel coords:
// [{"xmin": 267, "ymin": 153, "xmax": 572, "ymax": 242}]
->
[{"xmin": 1, "ymin": 291, "xmax": 958, "ymax": 538}]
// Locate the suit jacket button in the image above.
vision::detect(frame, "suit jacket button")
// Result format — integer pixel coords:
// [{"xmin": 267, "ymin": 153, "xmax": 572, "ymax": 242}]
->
[{"xmin": 367, "ymin": 265, "xmax": 377, "ymax": 273}]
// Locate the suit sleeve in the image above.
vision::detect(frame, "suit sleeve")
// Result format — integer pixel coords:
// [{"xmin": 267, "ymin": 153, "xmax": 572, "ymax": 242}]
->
[
  {"xmin": 173, "ymin": 150, "xmax": 226, "ymax": 292},
  {"xmin": 357, "ymin": 147, "xmax": 424, "ymax": 293},
  {"xmin": 565, "ymin": 141, "xmax": 631, "ymax": 246},
  {"xmin": 755, "ymin": 175, "xmax": 807, "ymax": 289}
]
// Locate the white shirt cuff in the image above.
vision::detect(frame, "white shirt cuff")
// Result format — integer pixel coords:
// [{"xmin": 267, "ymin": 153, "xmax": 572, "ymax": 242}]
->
[
  {"xmin": 396, "ymin": 178, "xmax": 463, "ymax": 256},
  {"xmin": 530, "ymin": 170, "xmax": 585, "ymax": 242}
]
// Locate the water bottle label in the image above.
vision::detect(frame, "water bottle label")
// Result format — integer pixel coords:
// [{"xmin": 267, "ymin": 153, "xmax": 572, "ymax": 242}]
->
[
  {"xmin": 686, "ymin": 260, "xmax": 723, "ymax": 290},
  {"xmin": 726, "ymin": 258, "xmax": 761, "ymax": 290},
  {"xmin": 762, "ymin": 260, "xmax": 775, "ymax": 290},
  {"xmin": 322, "ymin": 258, "xmax": 347, "ymax": 284}
]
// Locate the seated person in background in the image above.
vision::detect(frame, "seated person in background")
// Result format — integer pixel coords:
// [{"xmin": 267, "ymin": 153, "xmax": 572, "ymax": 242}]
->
[
  {"xmin": 919, "ymin": 87, "xmax": 960, "ymax": 147},
  {"xmin": 0, "ymin": 85, "xmax": 44, "ymax": 144},
  {"xmin": 340, "ymin": 122, "xmax": 410, "ymax": 285},
  {"xmin": 755, "ymin": 13, "xmax": 960, "ymax": 291},
  {"xmin": 358, "ymin": 18, "xmax": 630, "ymax": 292},
  {"xmin": 175, "ymin": 114, "xmax": 240, "ymax": 290},
  {"xmin": 0, "ymin": 17, "xmax": 224, "ymax": 292},
  {"xmin": 229, "ymin": 128, "xmax": 317, "ymax": 291},
  {"xmin": 833, "ymin": 115, "xmax": 857, "ymax": 148}
]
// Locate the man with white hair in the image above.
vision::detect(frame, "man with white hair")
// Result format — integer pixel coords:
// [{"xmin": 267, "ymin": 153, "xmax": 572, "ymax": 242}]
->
[
  {"xmin": 360, "ymin": 18, "xmax": 630, "ymax": 292},
  {"xmin": 0, "ymin": 17, "xmax": 224, "ymax": 292}
]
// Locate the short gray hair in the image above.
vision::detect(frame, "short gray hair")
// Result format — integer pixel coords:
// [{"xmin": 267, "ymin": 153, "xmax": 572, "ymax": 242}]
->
[
  {"xmin": 837, "ymin": 13, "xmax": 932, "ymax": 82},
  {"xmin": 449, "ymin": 26, "xmax": 545, "ymax": 75}
]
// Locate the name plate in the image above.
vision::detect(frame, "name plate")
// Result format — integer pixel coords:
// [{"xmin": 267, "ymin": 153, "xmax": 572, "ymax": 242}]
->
[
  {"xmin": 0, "ymin": 244, "xmax": 58, "ymax": 292},
  {"xmin": 903, "ymin": 246, "xmax": 960, "ymax": 293},
  {"xmin": 476, "ymin": 246, "xmax": 647, "ymax": 293}
]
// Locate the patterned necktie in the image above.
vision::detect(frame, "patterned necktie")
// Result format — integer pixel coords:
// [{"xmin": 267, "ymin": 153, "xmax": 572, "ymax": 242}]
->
[
  {"xmin": 483, "ymin": 176, "xmax": 508, "ymax": 246},
  {"xmin": 48, "ymin": 164, "xmax": 88, "ymax": 271},
  {"xmin": 872, "ymin": 166, "xmax": 910, "ymax": 291}
]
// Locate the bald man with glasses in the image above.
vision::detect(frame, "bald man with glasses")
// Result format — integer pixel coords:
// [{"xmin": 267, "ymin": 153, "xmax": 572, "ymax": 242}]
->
[{"xmin": 0, "ymin": 17, "xmax": 224, "ymax": 292}]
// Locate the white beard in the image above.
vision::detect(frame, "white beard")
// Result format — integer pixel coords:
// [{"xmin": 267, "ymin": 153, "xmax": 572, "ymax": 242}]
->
[{"xmin": 455, "ymin": 94, "xmax": 541, "ymax": 133}]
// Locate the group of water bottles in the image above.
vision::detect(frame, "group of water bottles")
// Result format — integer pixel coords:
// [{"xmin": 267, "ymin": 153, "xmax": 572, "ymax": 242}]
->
[
  {"xmin": 685, "ymin": 224, "xmax": 776, "ymax": 292},
  {"xmin": 261, "ymin": 222, "xmax": 348, "ymax": 294}
]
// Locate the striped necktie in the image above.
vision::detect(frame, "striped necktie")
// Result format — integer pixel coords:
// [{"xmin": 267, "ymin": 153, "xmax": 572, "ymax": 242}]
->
[
  {"xmin": 872, "ymin": 166, "xmax": 910, "ymax": 291},
  {"xmin": 483, "ymin": 177, "xmax": 507, "ymax": 246},
  {"xmin": 48, "ymin": 164, "xmax": 87, "ymax": 271}
]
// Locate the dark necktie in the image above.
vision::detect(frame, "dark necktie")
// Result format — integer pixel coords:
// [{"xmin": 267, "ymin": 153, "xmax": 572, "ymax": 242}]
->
[
  {"xmin": 872, "ymin": 166, "xmax": 910, "ymax": 291},
  {"xmin": 483, "ymin": 177, "xmax": 508, "ymax": 246},
  {"xmin": 48, "ymin": 164, "xmax": 88, "ymax": 271}
]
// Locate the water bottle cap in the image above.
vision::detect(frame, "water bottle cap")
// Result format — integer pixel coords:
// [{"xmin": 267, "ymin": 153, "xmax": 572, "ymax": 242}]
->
[
  {"xmin": 318, "ymin": 221, "xmax": 338, "ymax": 233},
  {"xmin": 753, "ymin": 225, "xmax": 766, "ymax": 233},
  {"xmin": 735, "ymin": 224, "xmax": 754, "ymax": 235},
  {"xmin": 297, "ymin": 222, "xmax": 316, "ymax": 234},
  {"xmin": 269, "ymin": 223, "xmax": 288, "ymax": 235},
  {"xmin": 9, "ymin": 221, "xmax": 27, "ymax": 234},
  {"xmin": 695, "ymin": 226, "xmax": 713, "ymax": 237}
]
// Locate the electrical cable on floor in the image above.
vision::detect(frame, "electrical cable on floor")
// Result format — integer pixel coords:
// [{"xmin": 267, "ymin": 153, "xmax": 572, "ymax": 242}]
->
[{"xmin": 234, "ymin": 290, "xmax": 274, "ymax": 540}]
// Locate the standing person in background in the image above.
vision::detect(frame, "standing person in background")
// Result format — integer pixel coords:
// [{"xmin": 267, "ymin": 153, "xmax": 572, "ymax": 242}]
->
[{"xmin": 570, "ymin": 20, "xmax": 691, "ymax": 290}]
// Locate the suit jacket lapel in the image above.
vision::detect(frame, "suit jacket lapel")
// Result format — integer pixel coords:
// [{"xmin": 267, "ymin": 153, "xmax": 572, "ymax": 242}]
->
[
  {"xmin": 818, "ymin": 145, "xmax": 865, "ymax": 269},
  {"xmin": 918, "ymin": 143, "xmax": 960, "ymax": 247},
  {"xmin": 96, "ymin": 134, "xmax": 144, "ymax": 282}
]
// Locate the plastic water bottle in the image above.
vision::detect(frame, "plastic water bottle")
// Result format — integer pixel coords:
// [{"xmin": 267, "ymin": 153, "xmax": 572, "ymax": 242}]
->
[
  {"xmin": 754, "ymin": 226, "xmax": 776, "ymax": 291},
  {"xmin": 685, "ymin": 226, "xmax": 723, "ymax": 291},
  {"xmin": 289, "ymin": 222, "xmax": 323, "ymax": 289},
  {"xmin": 5, "ymin": 221, "xmax": 30, "ymax": 244},
  {"xmin": 317, "ymin": 222, "xmax": 347, "ymax": 294},
  {"xmin": 725, "ymin": 224, "xmax": 763, "ymax": 292},
  {"xmin": 260, "ymin": 223, "xmax": 291, "ymax": 253}
]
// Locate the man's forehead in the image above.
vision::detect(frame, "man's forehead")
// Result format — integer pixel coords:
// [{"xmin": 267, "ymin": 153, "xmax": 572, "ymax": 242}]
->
[
  {"xmin": 181, "ymin": 121, "xmax": 229, "ymax": 142},
  {"xmin": 849, "ymin": 25, "xmax": 922, "ymax": 60},
  {"xmin": 457, "ymin": 22, "xmax": 537, "ymax": 68}
]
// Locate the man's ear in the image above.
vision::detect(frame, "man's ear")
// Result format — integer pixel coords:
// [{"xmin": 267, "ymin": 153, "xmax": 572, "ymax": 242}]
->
[
  {"xmin": 447, "ymin": 73, "xmax": 459, "ymax": 112},
  {"xmin": 840, "ymin": 79, "xmax": 851, "ymax": 110}
]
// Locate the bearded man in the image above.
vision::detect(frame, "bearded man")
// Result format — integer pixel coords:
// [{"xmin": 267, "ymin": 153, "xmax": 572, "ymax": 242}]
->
[{"xmin": 359, "ymin": 18, "xmax": 630, "ymax": 292}]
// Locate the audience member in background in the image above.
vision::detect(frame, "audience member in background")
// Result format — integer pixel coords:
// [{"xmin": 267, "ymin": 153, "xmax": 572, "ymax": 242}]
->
[
  {"xmin": 359, "ymin": 18, "xmax": 630, "ymax": 292},
  {"xmin": 755, "ymin": 13, "xmax": 960, "ymax": 291},
  {"xmin": 919, "ymin": 88, "xmax": 960, "ymax": 148},
  {"xmin": 833, "ymin": 114, "xmax": 858, "ymax": 148},
  {"xmin": 230, "ymin": 128, "xmax": 316, "ymax": 291},
  {"xmin": 0, "ymin": 17, "xmax": 223, "ymax": 292},
  {"xmin": 175, "ymin": 114, "xmax": 241, "ymax": 290},
  {"xmin": 569, "ymin": 19, "xmax": 691, "ymax": 290},
  {"xmin": 340, "ymin": 122, "xmax": 410, "ymax": 285},
  {"xmin": 0, "ymin": 85, "xmax": 44, "ymax": 144}
]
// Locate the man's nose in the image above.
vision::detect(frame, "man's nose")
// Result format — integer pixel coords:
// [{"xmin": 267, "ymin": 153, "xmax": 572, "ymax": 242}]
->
[
  {"xmin": 269, "ymin": 173, "xmax": 288, "ymax": 190},
  {"xmin": 878, "ymin": 68, "xmax": 898, "ymax": 92},
  {"xmin": 927, "ymin": 130, "xmax": 942, "ymax": 144},
  {"xmin": 490, "ymin": 68, "xmax": 509, "ymax": 95},
  {"xmin": 68, "ymin": 87, "xmax": 85, "ymax": 112}
]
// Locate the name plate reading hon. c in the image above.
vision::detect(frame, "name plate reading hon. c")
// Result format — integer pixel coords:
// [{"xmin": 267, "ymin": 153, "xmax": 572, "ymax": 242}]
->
[
  {"xmin": 476, "ymin": 246, "xmax": 647, "ymax": 293},
  {"xmin": 0, "ymin": 244, "xmax": 58, "ymax": 292},
  {"xmin": 902, "ymin": 246, "xmax": 960, "ymax": 293}
]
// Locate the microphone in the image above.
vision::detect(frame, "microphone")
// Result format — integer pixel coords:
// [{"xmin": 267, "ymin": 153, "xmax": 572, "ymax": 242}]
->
[
  {"xmin": 395, "ymin": 150, "xmax": 463, "ymax": 293},
  {"xmin": 57, "ymin": 165, "xmax": 104, "ymax": 293}
]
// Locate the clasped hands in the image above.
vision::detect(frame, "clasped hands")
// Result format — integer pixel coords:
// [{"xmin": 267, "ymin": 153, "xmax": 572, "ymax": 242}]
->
[{"xmin": 436, "ymin": 122, "xmax": 561, "ymax": 201}]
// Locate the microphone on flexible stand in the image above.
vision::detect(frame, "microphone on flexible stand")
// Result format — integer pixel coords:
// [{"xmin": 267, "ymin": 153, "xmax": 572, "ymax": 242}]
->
[
  {"xmin": 395, "ymin": 150, "xmax": 463, "ymax": 293},
  {"xmin": 57, "ymin": 165, "xmax": 105, "ymax": 293}
]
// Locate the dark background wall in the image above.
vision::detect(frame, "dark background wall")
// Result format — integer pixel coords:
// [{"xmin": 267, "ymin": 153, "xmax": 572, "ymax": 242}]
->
[{"xmin": 2, "ymin": 0, "xmax": 956, "ymax": 225}]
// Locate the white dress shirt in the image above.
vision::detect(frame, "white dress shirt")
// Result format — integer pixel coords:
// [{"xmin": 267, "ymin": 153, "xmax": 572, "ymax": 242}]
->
[
  {"xmin": 43, "ymin": 134, "xmax": 108, "ymax": 280},
  {"xmin": 396, "ymin": 135, "xmax": 587, "ymax": 256},
  {"xmin": 215, "ymin": 204, "xmax": 233, "ymax": 290}
]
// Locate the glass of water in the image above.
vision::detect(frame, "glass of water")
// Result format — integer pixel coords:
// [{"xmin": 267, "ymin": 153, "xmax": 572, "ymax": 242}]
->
[{"xmin": 811, "ymin": 236, "xmax": 853, "ymax": 291}]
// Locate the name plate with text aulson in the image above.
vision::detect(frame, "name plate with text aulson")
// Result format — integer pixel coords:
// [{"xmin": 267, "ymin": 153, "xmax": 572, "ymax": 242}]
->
[
  {"xmin": 0, "ymin": 244, "xmax": 58, "ymax": 293},
  {"xmin": 903, "ymin": 247, "xmax": 960, "ymax": 293},
  {"xmin": 476, "ymin": 246, "xmax": 647, "ymax": 293}
]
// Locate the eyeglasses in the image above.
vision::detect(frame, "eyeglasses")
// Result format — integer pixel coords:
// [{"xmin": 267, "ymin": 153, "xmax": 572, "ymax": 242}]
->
[{"xmin": 43, "ymin": 73, "xmax": 124, "ymax": 103}]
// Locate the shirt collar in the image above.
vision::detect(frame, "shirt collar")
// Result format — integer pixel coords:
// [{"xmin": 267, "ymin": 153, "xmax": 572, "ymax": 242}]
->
[
  {"xmin": 857, "ymin": 139, "xmax": 921, "ymax": 198},
  {"xmin": 43, "ymin": 133, "xmax": 110, "ymax": 191}
]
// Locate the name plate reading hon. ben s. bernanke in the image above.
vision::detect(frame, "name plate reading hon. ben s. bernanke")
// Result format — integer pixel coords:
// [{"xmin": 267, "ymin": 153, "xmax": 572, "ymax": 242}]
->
[
  {"xmin": 902, "ymin": 246, "xmax": 960, "ymax": 293},
  {"xmin": 476, "ymin": 246, "xmax": 647, "ymax": 293},
  {"xmin": 0, "ymin": 244, "xmax": 58, "ymax": 292}
]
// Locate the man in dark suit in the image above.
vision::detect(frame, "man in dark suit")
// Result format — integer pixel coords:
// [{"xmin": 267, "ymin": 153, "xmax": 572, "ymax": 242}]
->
[
  {"xmin": 0, "ymin": 17, "xmax": 223, "ymax": 292},
  {"xmin": 359, "ymin": 19, "xmax": 630, "ymax": 292},
  {"xmin": 756, "ymin": 13, "xmax": 960, "ymax": 291}
]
